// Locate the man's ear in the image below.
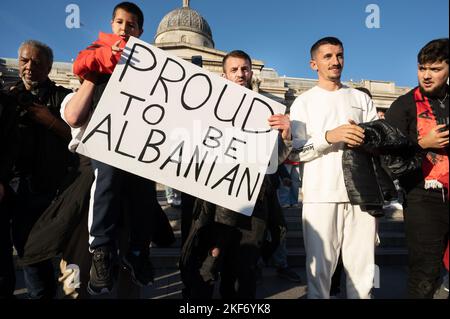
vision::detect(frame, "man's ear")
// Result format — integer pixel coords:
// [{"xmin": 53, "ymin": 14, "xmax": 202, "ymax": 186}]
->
[
  {"xmin": 310, "ymin": 59, "xmax": 318, "ymax": 72},
  {"xmin": 221, "ymin": 73, "xmax": 226, "ymax": 78},
  {"xmin": 139, "ymin": 29, "xmax": 144, "ymax": 37}
]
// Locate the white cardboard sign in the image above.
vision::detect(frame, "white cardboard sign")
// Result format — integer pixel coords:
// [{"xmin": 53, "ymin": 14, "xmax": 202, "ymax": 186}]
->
[{"xmin": 77, "ymin": 37, "xmax": 285, "ymax": 215}]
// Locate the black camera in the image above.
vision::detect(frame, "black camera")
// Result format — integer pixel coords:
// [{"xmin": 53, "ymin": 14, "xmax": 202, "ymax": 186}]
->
[
  {"xmin": 16, "ymin": 90, "xmax": 39, "ymax": 115},
  {"xmin": 17, "ymin": 90, "xmax": 38, "ymax": 108}
]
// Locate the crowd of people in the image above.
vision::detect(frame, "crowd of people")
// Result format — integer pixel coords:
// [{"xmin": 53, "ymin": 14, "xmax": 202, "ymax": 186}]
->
[{"xmin": 0, "ymin": 2, "xmax": 448, "ymax": 300}]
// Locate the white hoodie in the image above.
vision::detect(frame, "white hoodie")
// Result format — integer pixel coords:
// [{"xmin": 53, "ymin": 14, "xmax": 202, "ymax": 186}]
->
[{"xmin": 290, "ymin": 85, "xmax": 378, "ymax": 203}]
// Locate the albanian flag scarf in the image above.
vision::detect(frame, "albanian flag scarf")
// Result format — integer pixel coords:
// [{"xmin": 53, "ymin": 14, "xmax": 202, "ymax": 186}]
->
[{"xmin": 414, "ymin": 87, "xmax": 449, "ymax": 192}]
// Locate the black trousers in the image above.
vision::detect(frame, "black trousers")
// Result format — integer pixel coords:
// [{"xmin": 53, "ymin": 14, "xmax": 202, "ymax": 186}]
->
[
  {"xmin": 219, "ymin": 218, "xmax": 266, "ymax": 299},
  {"xmin": 404, "ymin": 187, "xmax": 449, "ymax": 298},
  {"xmin": 0, "ymin": 189, "xmax": 15, "ymax": 298},
  {"xmin": 180, "ymin": 193, "xmax": 195, "ymax": 247},
  {"xmin": 11, "ymin": 184, "xmax": 56, "ymax": 299},
  {"xmin": 187, "ymin": 217, "xmax": 266, "ymax": 299}
]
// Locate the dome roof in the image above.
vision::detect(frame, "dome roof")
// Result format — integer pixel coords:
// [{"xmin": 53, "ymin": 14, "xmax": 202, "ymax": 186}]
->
[{"xmin": 155, "ymin": 7, "xmax": 213, "ymax": 45}]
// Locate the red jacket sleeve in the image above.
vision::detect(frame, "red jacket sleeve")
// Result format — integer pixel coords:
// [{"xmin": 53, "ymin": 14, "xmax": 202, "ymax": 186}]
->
[{"xmin": 73, "ymin": 33, "xmax": 124, "ymax": 78}]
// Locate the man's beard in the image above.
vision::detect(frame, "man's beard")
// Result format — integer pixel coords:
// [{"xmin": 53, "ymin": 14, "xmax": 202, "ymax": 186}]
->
[{"xmin": 419, "ymin": 83, "xmax": 447, "ymax": 98}]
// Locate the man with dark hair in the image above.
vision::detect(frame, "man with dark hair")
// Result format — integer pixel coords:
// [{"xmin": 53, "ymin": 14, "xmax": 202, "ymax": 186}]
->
[
  {"xmin": 4, "ymin": 39, "xmax": 74, "ymax": 299},
  {"xmin": 385, "ymin": 38, "xmax": 449, "ymax": 298},
  {"xmin": 290, "ymin": 36, "xmax": 378, "ymax": 298},
  {"xmin": 222, "ymin": 50, "xmax": 253, "ymax": 73},
  {"xmin": 180, "ymin": 49, "xmax": 292, "ymax": 299},
  {"xmin": 310, "ymin": 37, "xmax": 343, "ymax": 59}
]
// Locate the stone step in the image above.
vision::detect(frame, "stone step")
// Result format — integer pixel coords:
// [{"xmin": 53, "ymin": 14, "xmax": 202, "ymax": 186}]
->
[
  {"xmin": 158, "ymin": 193, "xmax": 405, "ymax": 223},
  {"xmin": 159, "ymin": 205, "xmax": 403, "ymax": 222},
  {"xmin": 13, "ymin": 244, "xmax": 408, "ymax": 271},
  {"xmin": 284, "ymin": 231, "xmax": 406, "ymax": 248},
  {"xmin": 165, "ymin": 229, "xmax": 406, "ymax": 249},
  {"xmin": 149, "ymin": 246, "xmax": 408, "ymax": 268},
  {"xmin": 285, "ymin": 247, "xmax": 408, "ymax": 267},
  {"xmin": 283, "ymin": 207, "xmax": 404, "ymax": 220},
  {"xmin": 276, "ymin": 216, "xmax": 405, "ymax": 233}
]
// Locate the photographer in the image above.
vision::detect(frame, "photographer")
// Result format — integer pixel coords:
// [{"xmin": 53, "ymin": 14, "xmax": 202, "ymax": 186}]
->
[
  {"xmin": 0, "ymin": 91, "xmax": 18, "ymax": 298},
  {"xmin": 3, "ymin": 40, "xmax": 74, "ymax": 299}
]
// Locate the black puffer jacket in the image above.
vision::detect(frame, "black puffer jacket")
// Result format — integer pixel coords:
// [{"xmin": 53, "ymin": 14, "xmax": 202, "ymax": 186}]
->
[{"xmin": 342, "ymin": 119, "xmax": 414, "ymax": 216}]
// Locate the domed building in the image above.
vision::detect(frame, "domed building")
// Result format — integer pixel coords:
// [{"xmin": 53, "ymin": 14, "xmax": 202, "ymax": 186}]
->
[
  {"xmin": 153, "ymin": 1, "xmax": 275, "ymax": 100},
  {"xmin": 155, "ymin": 0, "xmax": 214, "ymax": 48}
]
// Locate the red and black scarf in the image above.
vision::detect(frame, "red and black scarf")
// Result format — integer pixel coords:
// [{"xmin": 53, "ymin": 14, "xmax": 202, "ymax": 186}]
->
[{"xmin": 414, "ymin": 87, "xmax": 449, "ymax": 192}]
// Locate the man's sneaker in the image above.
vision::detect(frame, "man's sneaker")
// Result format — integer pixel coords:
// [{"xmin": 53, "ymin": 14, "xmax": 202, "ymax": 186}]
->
[
  {"xmin": 88, "ymin": 246, "xmax": 115, "ymax": 295},
  {"xmin": 122, "ymin": 249, "xmax": 154, "ymax": 287},
  {"xmin": 276, "ymin": 267, "xmax": 302, "ymax": 283}
]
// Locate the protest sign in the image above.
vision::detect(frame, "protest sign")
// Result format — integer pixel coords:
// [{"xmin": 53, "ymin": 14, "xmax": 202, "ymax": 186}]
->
[{"xmin": 77, "ymin": 37, "xmax": 286, "ymax": 215}]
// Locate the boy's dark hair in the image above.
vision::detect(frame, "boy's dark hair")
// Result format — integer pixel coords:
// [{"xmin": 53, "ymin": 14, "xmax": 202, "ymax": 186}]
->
[
  {"xmin": 310, "ymin": 37, "xmax": 343, "ymax": 58},
  {"xmin": 222, "ymin": 50, "xmax": 252, "ymax": 72},
  {"xmin": 113, "ymin": 2, "xmax": 144, "ymax": 30},
  {"xmin": 418, "ymin": 38, "xmax": 449, "ymax": 65}
]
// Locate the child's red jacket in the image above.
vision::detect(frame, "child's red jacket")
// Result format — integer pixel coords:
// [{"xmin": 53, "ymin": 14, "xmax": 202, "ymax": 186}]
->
[{"xmin": 73, "ymin": 32, "xmax": 126, "ymax": 79}]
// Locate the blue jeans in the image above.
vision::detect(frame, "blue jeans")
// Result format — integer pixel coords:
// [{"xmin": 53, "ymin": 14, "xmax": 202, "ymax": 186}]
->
[
  {"xmin": 0, "ymin": 198, "xmax": 15, "ymax": 298},
  {"xmin": 271, "ymin": 237, "xmax": 288, "ymax": 269},
  {"xmin": 277, "ymin": 164, "xmax": 300, "ymax": 206},
  {"xmin": 23, "ymin": 260, "xmax": 56, "ymax": 299}
]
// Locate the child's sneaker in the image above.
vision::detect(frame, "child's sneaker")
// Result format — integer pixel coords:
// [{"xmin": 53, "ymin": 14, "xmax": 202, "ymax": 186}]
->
[{"xmin": 88, "ymin": 245, "xmax": 115, "ymax": 295}]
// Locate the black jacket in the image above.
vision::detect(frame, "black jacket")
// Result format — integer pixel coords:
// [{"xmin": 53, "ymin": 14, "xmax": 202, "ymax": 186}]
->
[
  {"xmin": 385, "ymin": 87, "xmax": 449, "ymax": 192},
  {"xmin": 342, "ymin": 119, "xmax": 414, "ymax": 216},
  {"xmin": 180, "ymin": 171, "xmax": 288, "ymax": 290},
  {"xmin": 0, "ymin": 92, "xmax": 19, "ymax": 186},
  {"xmin": 5, "ymin": 79, "xmax": 77, "ymax": 256},
  {"xmin": 5, "ymin": 79, "xmax": 75, "ymax": 196}
]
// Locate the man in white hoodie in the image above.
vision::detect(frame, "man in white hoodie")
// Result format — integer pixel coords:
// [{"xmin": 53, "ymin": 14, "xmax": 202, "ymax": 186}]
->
[{"xmin": 290, "ymin": 37, "xmax": 378, "ymax": 298}]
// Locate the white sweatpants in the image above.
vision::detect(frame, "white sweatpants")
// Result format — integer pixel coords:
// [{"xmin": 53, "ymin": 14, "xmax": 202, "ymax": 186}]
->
[{"xmin": 302, "ymin": 203, "xmax": 376, "ymax": 299}]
